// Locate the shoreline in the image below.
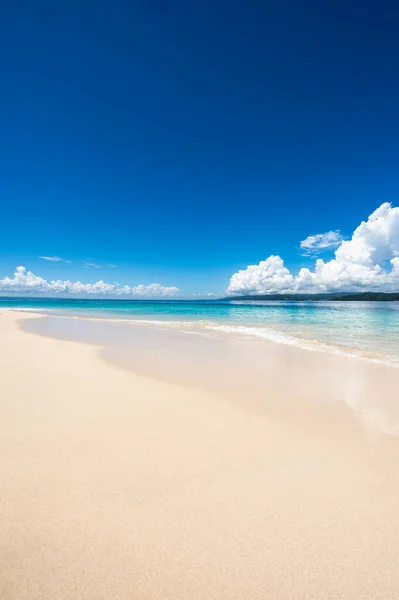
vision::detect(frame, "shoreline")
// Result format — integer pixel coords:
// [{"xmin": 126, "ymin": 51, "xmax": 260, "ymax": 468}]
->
[
  {"xmin": 2, "ymin": 310, "xmax": 399, "ymax": 598},
  {"xmin": 7, "ymin": 305, "xmax": 399, "ymax": 369},
  {"xmin": 17, "ymin": 309, "xmax": 399, "ymax": 437}
]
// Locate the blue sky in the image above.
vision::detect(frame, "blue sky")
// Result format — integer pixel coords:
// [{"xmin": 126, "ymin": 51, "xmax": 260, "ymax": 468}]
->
[{"xmin": 1, "ymin": 1, "xmax": 399, "ymax": 296}]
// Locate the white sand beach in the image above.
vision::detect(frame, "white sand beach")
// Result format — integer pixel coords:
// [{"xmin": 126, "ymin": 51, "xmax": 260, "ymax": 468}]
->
[{"xmin": 1, "ymin": 310, "xmax": 399, "ymax": 599}]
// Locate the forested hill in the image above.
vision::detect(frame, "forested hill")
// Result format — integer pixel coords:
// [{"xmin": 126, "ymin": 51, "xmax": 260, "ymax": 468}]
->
[{"xmin": 226, "ymin": 292, "xmax": 399, "ymax": 301}]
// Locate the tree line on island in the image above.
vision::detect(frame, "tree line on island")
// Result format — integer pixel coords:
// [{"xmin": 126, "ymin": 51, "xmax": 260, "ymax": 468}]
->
[{"xmin": 226, "ymin": 292, "xmax": 399, "ymax": 301}]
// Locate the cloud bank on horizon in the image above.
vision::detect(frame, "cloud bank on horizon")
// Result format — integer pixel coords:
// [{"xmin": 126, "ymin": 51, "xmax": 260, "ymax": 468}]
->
[
  {"xmin": 0, "ymin": 267, "xmax": 179, "ymax": 298},
  {"xmin": 2, "ymin": 203, "xmax": 398, "ymax": 298},
  {"xmin": 228, "ymin": 202, "xmax": 399, "ymax": 295}
]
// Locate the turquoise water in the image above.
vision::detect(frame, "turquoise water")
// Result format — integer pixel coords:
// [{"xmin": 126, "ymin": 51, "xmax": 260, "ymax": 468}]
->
[{"xmin": 2, "ymin": 297, "xmax": 399, "ymax": 364}]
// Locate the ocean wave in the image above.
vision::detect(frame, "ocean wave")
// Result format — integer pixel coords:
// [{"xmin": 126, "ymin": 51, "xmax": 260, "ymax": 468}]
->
[
  {"xmin": 10, "ymin": 307, "xmax": 399, "ymax": 368},
  {"xmin": 93, "ymin": 316, "xmax": 399, "ymax": 368},
  {"xmin": 203, "ymin": 324, "xmax": 399, "ymax": 368}
]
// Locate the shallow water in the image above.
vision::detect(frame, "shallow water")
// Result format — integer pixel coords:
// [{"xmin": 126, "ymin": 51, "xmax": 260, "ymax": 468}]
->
[{"xmin": 3, "ymin": 297, "xmax": 399, "ymax": 365}]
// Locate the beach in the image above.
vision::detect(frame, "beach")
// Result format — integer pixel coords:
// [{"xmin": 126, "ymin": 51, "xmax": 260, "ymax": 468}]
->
[{"xmin": 2, "ymin": 309, "xmax": 399, "ymax": 599}]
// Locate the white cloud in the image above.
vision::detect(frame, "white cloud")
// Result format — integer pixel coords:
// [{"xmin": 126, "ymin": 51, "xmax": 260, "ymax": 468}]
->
[
  {"xmin": 300, "ymin": 230, "xmax": 343, "ymax": 256},
  {"xmin": 0, "ymin": 266, "xmax": 180, "ymax": 298},
  {"xmin": 130, "ymin": 283, "xmax": 180, "ymax": 298},
  {"xmin": 84, "ymin": 262, "xmax": 117, "ymax": 269},
  {"xmin": 40, "ymin": 256, "xmax": 71, "ymax": 263},
  {"xmin": 227, "ymin": 202, "xmax": 399, "ymax": 295},
  {"xmin": 228, "ymin": 255, "xmax": 295, "ymax": 295}
]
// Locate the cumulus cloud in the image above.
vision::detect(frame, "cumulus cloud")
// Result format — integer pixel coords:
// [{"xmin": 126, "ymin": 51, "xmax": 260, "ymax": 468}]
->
[
  {"xmin": 0, "ymin": 266, "xmax": 180, "ymax": 298},
  {"xmin": 228, "ymin": 202, "xmax": 399, "ymax": 295},
  {"xmin": 300, "ymin": 230, "xmax": 343, "ymax": 256},
  {"xmin": 40, "ymin": 256, "xmax": 71, "ymax": 263}
]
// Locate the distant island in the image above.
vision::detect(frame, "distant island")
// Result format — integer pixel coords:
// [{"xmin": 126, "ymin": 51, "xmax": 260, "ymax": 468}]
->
[{"xmin": 226, "ymin": 292, "xmax": 399, "ymax": 301}]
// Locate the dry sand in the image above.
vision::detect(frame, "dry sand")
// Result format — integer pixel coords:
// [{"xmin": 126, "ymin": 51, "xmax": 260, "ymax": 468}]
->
[{"xmin": 1, "ymin": 310, "xmax": 399, "ymax": 599}]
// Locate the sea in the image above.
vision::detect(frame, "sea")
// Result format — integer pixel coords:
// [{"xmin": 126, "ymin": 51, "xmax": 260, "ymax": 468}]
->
[{"xmin": 2, "ymin": 296, "xmax": 399, "ymax": 367}]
